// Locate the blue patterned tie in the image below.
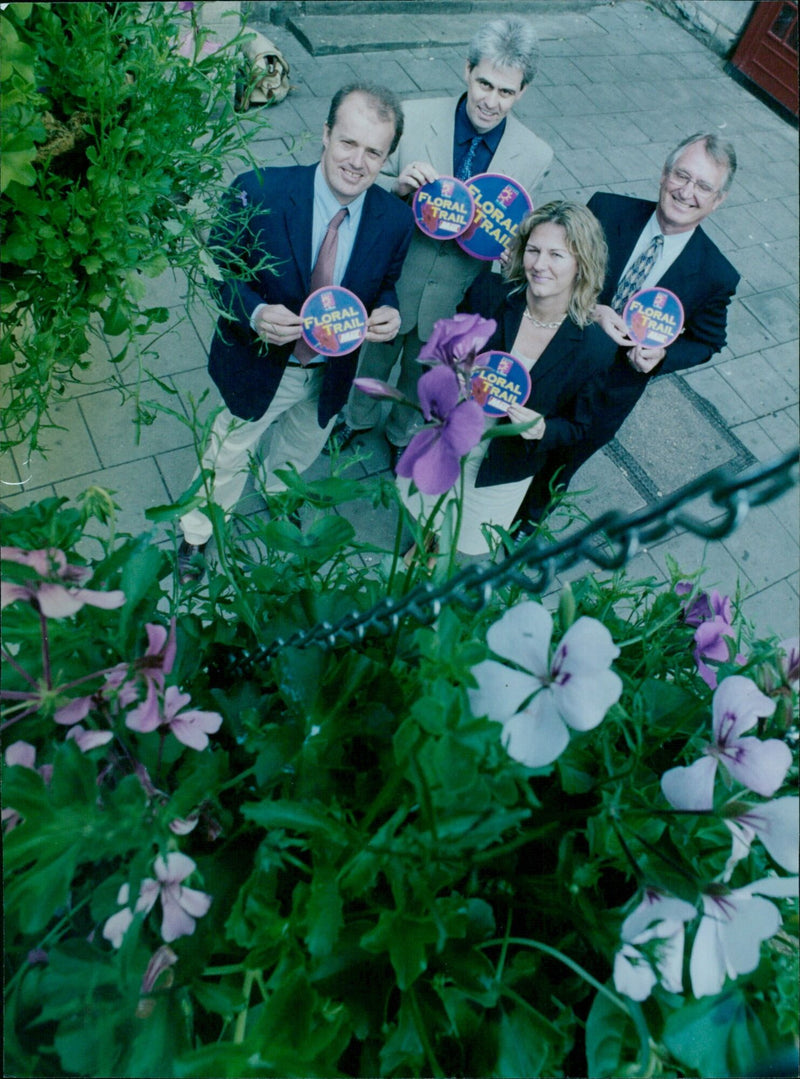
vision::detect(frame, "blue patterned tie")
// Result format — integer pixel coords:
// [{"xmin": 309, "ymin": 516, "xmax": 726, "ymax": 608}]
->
[
  {"xmin": 611, "ymin": 233, "xmax": 664, "ymax": 314},
  {"xmin": 456, "ymin": 136, "xmax": 481, "ymax": 181}
]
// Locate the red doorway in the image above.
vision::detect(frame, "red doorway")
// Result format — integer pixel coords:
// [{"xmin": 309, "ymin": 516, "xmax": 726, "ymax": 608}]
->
[{"xmin": 731, "ymin": 1, "xmax": 798, "ymax": 116}]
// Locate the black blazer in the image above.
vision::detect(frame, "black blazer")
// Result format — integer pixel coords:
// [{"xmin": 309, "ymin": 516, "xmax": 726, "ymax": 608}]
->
[
  {"xmin": 207, "ymin": 164, "xmax": 414, "ymax": 426},
  {"xmin": 461, "ymin": 273, "xmax": 617, "ymax": 488},
  {"xmin": 585, "ymin": 191, "xmax": 740, "ymax": 435}
]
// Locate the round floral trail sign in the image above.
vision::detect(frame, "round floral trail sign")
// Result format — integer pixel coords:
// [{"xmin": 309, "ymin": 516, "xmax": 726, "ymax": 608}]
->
[
  {"xmin": 623, "ymin": 287, "xmax": 685, "ymax": 348},
  {"xmin": 299, "ymin": 286, "xmax": 368, "ymax": 357},
  {"xmin": 456, "ymin": 173, "xmax": 533, "ymax": 261},
  {"xmin": 470, "ymin": 350, "xmax": 532, "ymax": 416},
  {"xmin": 412, "ymin": 175, "xmax": 475, "ymax": 240}
]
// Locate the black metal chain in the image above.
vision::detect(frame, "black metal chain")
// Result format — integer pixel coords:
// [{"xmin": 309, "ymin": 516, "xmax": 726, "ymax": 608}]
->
[{"xmin": 229, "ymin": 448, "xmax": 798, "ymax": 674}]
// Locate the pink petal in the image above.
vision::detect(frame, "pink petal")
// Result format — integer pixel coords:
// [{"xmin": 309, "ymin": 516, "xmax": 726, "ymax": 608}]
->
[
  {"xmin": 125, "ymin": 681, "xmax": 162, "ymax": 733},
  {"xmin": 103, "ymin": 906, "xmax": 134, "ymax": 949},
  {"xmin": 661, "ymin": 755, "xmax": 717, "ymax": 810},
  {"xmin": 155, "ymin": 851, "xmax": 196, "ymax": 885},
  {"xmin": 177, "ymin": 885, "xmax": 212, "ymax": 919},
  {"xmin": 352, "ymin": 377, "xmax": 405, "ymax": 401},
  {"xmin": 5, "ymin": 741, "xmax": 37, "ymax": 768},
  {"xmin": 54, "ymin": 696, "xmax": 93, "ymax": 726},
  {"xmin": 1, "ymin": 581, "xmax": 34, "ymax": 610},
  {"xmin": 169, "ymin": 709, "xmax": 222, "ymax": 750},
  {"xmin": 66, "ymin": 726, "xmax": 114, "ymax": 752},
  {"xmin": 159, "ymin": 886, "xmax": 198, "ymax": 942},
  {"xmin": 163, "ymin": 685, "xmax": 192, "ymax": 721}
]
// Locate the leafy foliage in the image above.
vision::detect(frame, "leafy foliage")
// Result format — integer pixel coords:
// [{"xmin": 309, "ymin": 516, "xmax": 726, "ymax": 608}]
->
[
  {"xmin": 2, "ymin": 475, "xmax": 797, "ymax": 1078},
  {"xmin": 0, "ymin": 1, "xmax": 271, "ymax": 452}
]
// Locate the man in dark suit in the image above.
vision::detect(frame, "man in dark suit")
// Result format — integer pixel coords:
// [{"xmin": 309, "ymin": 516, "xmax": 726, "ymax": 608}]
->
[
  {"xmin": 178, "ymin": 83, "xmax": 414, "ymax": 577},
  {"xmin": 519, "ymin": 132, "xmax": 740, "ymax": 529}
]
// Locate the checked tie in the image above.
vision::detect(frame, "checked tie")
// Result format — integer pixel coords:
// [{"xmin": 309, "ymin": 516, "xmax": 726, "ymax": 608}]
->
[
  {"xmin": 294, "ymin": 206, "xmax": 349, "ymax": 365},
  {"xmin": 611, "ymin": 233, "xmax": 664, "ymax": 314},
  {"xmin": 456, "ymin": 135, "xmax": 482, "ymax": 181}
]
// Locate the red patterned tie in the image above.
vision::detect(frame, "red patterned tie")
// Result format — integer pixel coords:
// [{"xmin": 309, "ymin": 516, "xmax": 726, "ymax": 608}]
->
[{"xmin": 294, "ymin": 207, "xmax": 349, "ymax": 365}]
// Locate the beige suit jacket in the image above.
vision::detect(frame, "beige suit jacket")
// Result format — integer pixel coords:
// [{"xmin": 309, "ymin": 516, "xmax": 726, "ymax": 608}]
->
[{"xmin": 379, "ymin": 96, "xmax": 553, "ymax": 339}]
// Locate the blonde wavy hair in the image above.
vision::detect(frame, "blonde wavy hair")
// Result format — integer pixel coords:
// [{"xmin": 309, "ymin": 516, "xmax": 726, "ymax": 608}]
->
[{"xmin": 503, "ymin": 200, "xmax": 608, "ymax": 328}]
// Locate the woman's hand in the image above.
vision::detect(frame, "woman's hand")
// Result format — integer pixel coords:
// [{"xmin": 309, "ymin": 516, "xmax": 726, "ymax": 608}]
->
[
  {"xmin": 594, "ymin": 303, "xmax": 634, "ymax": 347},
  {"xmin": 507, "ymin": 403, "xmax": 546, "ymax": 440}
]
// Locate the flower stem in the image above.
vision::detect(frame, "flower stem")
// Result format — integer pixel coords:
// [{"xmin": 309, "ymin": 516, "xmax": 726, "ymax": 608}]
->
[
  {"xmin": 233, "ymin": 969, "xmax": 255, "ymax": 1044},
  {"xmin": 408, "ymin": 985, "xmax": 444, "ymax": 1079}
]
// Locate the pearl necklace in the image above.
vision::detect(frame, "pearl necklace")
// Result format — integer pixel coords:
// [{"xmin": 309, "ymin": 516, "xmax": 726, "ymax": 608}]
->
[{"xmin": 523, "ymin": 307, "xmax": 567, "ymax": 329}]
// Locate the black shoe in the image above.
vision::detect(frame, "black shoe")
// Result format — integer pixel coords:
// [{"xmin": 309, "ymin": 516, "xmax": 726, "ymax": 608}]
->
[
  {"xmin": 323, "ymin": 417, "xmax": 361, "ymax": 455},
  {"xmin": 176, "ymin": 539, "xmax": 208, "ymax": 584}
]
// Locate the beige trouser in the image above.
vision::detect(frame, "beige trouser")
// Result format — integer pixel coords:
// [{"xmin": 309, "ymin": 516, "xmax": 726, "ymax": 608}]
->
[{"xmin": 179, "ymin": 366, "xmax": 335, "ymax": 546}]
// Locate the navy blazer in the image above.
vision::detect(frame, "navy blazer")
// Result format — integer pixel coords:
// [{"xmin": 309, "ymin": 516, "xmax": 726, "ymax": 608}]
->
[
  {"xmin": 207, "ymin": 164, "xmax": 414, "ymax": 426},
  {"xmin": 461, "ymin": 273, "xmax": 617, "ymax": 488}
]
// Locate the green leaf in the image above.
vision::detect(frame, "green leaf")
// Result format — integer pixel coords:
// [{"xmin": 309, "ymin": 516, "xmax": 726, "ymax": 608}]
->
[
  {"xmin": 241, "ymin": 799, "xmax": 351, "ymax": 845},
  {"xmin": 496, "ymin": 1003, "xmax": 556, "ymax": 1078},
  {"xmin": 361, "ymin": 911, "xmax": 438, "ymax": 990},
  {"xmin": 305, "ymin": 856, "xmax": 343, "ymax": 958},
  {"xmin": 585, "ymin": 987, "xmax": 640, "ymax": 1078},
  {"xmin": 662, "ymin": 986, "xmax": 769, "ymax": 1078}
]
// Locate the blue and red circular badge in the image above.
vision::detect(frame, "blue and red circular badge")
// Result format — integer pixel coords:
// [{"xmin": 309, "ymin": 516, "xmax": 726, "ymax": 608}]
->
[
  {"xmin": 470, "ymin": 351, "xmax": 532, "ymax": 416},
  {"xmin": 299, "ymin": 286, "xmax": 368, "ymax": 357},
  {"xmin": 456, "ymin": 173, "xmax": 533, "ymax": 261},
  {"xmin": 412, "ymin": 176, "xmax": 475, "ymax": 240},
  {"xmin": 623, "ymin": 287, "xmax": 685, "ymax": 348}
]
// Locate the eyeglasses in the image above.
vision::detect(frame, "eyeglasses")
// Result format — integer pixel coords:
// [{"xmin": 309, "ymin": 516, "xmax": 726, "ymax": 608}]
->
[{"xmin": 666, "ymin": 167, "xmax": 720, "ymax": 202}]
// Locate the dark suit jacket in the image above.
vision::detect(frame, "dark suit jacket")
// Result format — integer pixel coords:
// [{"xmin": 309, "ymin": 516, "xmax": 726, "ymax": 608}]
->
[
  {"xmin": 582, "ymin": 191, "xmax": 740, "ymax": 441},
  {"xmin": 520, "ymin": 192, "xmax": 740, "ymax": 518},
  {"xmin": 459, "ymin": 272, "xmax": 617, "ymax": 488},
  {"xmin": 207, "ymin": 164, "xmax": 414, "ymax": 426}
]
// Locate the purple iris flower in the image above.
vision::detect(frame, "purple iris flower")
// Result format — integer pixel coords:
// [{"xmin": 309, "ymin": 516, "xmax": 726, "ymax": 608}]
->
[
  {"xmin": 417, "ymin": 313, "xmax": 497, "ymax": 374},
  {"xmin": 395, "ymin": 366, "xmax": 484, "ymax": 495}
]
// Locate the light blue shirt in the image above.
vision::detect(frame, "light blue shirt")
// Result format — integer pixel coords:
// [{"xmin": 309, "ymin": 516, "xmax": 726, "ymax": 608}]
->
[{"xmin": 310, "ymin": 164, "xmax": 365, "ymax": 283}]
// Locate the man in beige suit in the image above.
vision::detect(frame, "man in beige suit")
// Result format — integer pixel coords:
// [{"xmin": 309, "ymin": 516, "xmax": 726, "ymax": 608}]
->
[{"xmin": 330, "ymin": 15, "xmax": 553, "ymax": 460}]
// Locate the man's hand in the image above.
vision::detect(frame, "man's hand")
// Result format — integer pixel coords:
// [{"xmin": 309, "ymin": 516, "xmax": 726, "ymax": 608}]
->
[
  {"xmin": 594, "ymin": 303, "xmax": 634, "ymax": 347},
  {"xmin": 365, "ymin": 305, "xmax": 401, "ymax": 343},
  {"xmin": 507, "ymin": 403, "xmax": 546, "ymax": 440},
  {"xmin": 394, "ymin": 160, "xmax": 438, "ymax": 198},
  {"xmin": 626, "ymin": 343, "xmax": 667, "ymax": 373},
  {"xmin": 253, "ymin": 303, "xmax": 303, "ymax": 345}
]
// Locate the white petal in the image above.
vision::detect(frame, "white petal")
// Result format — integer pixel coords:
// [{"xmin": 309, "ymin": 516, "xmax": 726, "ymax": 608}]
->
[
  {"xmin": 718, "ymin": 894, "xmax": 781, "ymax": 978},
  {"xmin": 740, "ymin": 875, "xmax": 799, "ymax": 899},
  {"xmin": 500, "ymin": 698, "xmax": 569, "ymax": 768},
  {"xmin": 487, "ymin": 601, "xmax": 552, "ymax": 676},
  {"xmin": 689, "ymin": 898, "xmax": 727, "ymax": 997},
  {"xmin": 614, "ymin": 944, "xmax": 656, "ymax": 1002},
  {"xmin": 712, "ymin": 676, "xmax": 775, "ymax": 741},
  {"xmin": 751, "ymin": 798, "xmax": 800, "ymax": 873},
  {"xmin": 468, "ymin": 660, "xmax": 538, "ymax": 722},
  {"xmin": 557, "ymin": 616, "xmax": 620, "ymax": 674},
  {"xmin": 722, "ymin": 736, "xmax": 792, "ymax": 798},
  {"xmin": 661, "ymin": 756, "xmax": 717, "ymax": 810},
  {"xmin": 556, "ymin": 668, "xmax": 622, "ymax": 732},
  {"xmin": 622, "ymin": 893, "xmax": 697, "ymax": 941},
  {"xmin": 654, "ymin": 923, "xmax": 687, "ymax": 995}
]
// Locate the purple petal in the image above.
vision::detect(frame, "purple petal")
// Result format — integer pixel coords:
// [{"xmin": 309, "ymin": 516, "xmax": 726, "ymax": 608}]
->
[
  {"xmin": 352, "ymin": 377, "xmax": 405, "ymax": 401},
  {"xmin": 417, "ymin": 365, "xmax": 460, "ymax": 421},
  {"xmin": 442, "ymin": 399, "xmax": 485, "ymax": 456},
  {"xmin": 395, "ymin": 428, "xmax": 439, "ymax": 478},
  {"xmin": 410, "ymin": 433, "xmax": 461, "ymax": 494}
]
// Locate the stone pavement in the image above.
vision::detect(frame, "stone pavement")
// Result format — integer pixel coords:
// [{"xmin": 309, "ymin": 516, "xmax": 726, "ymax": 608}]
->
[{"xmin": 2, "ymin": 0, "xmax": 797, "ymax": 641}]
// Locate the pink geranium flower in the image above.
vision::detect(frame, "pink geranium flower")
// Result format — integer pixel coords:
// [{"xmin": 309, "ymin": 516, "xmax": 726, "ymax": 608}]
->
[
  {"xmin": 395, "ymin": 366, "xmax": 485, "ymax": 495},
  {"xmin": 661, "ymin": 676, "xmax": 791, "ymax": 811},
  {"xmin": 468, "ymin": 601, "xmax": 622, "ymax": 768},
  {"xmin": 102, "ymin": 852, "xmax": 212, "ymax": 947},
  {"xmin": 126, "ymin": 684, "xmax": 222, "ymax": 750},
  {"xmin": 1, "ymin": 546, "xmax": 125, "ymax": 619}
]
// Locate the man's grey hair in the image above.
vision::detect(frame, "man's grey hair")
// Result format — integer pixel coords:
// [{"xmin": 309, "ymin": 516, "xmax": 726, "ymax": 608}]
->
[
  {"xmin": 326, "ymin": 83, "xmax": 405, "ymax": 155},
  {"xmin": 664, "ymin": 132, "xmax": 738, "ymax": 195},
  {"xmin": 466, "ymin": 16, "xmax": 540, "ymax": 88}
]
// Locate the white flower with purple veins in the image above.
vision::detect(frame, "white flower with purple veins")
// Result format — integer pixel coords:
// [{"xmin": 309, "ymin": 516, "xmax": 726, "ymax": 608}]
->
[
  {"xmin": 661, "ymin": 676, "xmax": 792, "ymax": 811},
  {"xmin": 613, "ymin": 889, "xmax": 697, "ymax": 1002},
  {"xmin": 689, "ymin": 875, "xmax": 799, "ymax": 997},
  {"xmin": 102, "ymin": 852, "xmax": 212, "ymax": 947},
  {"xmin": 723, "ymin": 796, "xmax": 799, "ymax": 878},
  {"xmin": 468, "ymin": 602, "xmax": 622, "ymax": 767}
]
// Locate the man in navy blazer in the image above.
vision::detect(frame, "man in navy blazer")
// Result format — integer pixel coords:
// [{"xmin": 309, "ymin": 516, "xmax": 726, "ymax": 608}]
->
[
  {"xmin": 519, "ymin": 132, "xmax": 739, "ymax": 527},
  {"xmin": 178, "ymin": 83, "xmax": 414, "ymax": 576}
]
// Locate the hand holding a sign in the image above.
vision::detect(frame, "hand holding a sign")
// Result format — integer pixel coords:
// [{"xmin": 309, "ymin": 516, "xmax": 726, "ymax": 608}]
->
[
  {"xmin": 507, "ymin": 402, "xmax": 546, "ymax": 440},
  {"xmin": 626, "ymin": 343, "xmax": 666, "ymax": 374},
  {"xmin": 394, "ymin": 160, "xmax": 439, "ymax": 198},
  {"xmin": 594, "ymin": 303, "xmax": 634, "ymax": 348},
  {"xmin": 254, "ymin": 303, "xmax": 303, "ymax": 345},
  {"xmin": 365, "ymin": 305, "xmax": 401, "ymax": 343}
]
